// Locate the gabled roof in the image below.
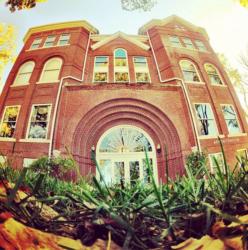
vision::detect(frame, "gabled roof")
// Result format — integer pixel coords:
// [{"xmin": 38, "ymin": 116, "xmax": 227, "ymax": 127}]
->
[
  {"xmin": 24, "ymin": 20, "xmax": 99, "ymax": 42},
  {"xmin": 91, "ymin": 31, "xmax": 150, "ymax": 51},
  {"xmin": 138, "ymin": 15, "xmax": 208, "ymax": 39}
]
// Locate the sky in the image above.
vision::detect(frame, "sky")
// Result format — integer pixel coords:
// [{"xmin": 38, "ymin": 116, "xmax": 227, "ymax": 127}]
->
[{"xmin": 0, "ymin": 0, "xmax": 248, "ymax": 90}]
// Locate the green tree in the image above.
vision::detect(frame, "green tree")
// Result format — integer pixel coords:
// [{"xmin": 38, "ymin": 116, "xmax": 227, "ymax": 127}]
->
[
  {"xmin": 0, "ymin": 23, "xmax": 16, "ymax": 84},
  {"xmin": 5, "ymin": 0, "xmax": 156, "ymax": 12},
  {"xmin": 219, "ymin": 53, "xmax": 248, "ymax": 119}
]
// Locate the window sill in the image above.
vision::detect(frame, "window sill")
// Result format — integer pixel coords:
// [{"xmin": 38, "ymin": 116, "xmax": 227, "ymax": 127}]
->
[
  {"xmin": 211, "ymin": 84, "xmax": 227, "ymax": 87},
  {"xmin": 0, "ymin": 137, "xmax": 16, "ymax": 142},
  {"xmin": 227, "ymin": 133, "xmax": 247, "ymax": 138},
  {"xmin": 186, "ymin": 81, "xmax": 205, "ymax": 85},
  {"xmin": 26, "ymin": 44, "xmax": 70, "ymax": 51},
  {"xmin": 36, "ymin": 81, "xmax": 60, "ymax": 84},
  {"xmin": 199, "ymin": 134, "xmax": 224, "ymax": 140},
  {"xmin": 19, "ymin": 139, "xmax": 51, "ymax": 143},
  {"xmin": 10, "ymin": 83, "xmax": 30, "ymax": 87}
]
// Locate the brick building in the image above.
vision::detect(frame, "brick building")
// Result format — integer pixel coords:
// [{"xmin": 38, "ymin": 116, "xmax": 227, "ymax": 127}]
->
[{"xmin": 0, "ymin": 15, "xmax": 247, "ymax": 183}]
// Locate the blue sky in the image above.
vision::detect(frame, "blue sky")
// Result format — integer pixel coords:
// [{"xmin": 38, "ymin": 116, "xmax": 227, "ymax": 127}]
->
[{"xmin": 1, "ymin": 0, "xmax": 248, "ymax": 87}]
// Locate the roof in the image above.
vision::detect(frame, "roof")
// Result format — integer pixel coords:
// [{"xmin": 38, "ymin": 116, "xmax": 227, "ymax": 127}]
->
[
  {"xmin": 23, "ymin": 20, "xmax": 99, "ymax": 42},
  {"xmin": 138, "ymin": 15, "xmax": 208, "ymax": 39},
  {"xmin": 91, "ymin": 31, "xmax": 150, "ymax": 51}
]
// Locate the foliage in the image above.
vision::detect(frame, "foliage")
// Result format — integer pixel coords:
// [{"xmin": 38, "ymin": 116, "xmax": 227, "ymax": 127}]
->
[
  {"xmin": 239, "ymin": 0, "xmax": 248, "ymax": 7},
  {"xmin": 5, "ymin": 0, "xmax": 47, "ymax": 12},
  {"xmin": 121, "ymin": 0, "xmax": 157, "ymax": 11},
  {"xmin": 0, "ymin": 23, "xmax": 16, "ymax": 82},
  {"xmin": 218, "ymin": 53, "xmax": 248, "ymax": 119}
]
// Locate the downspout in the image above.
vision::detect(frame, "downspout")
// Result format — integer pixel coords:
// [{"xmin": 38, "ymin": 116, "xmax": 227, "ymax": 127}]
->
[
  {"xmin": 147, "ymin": 30, "xmax": 201, "ymax": 152},
  {"xmin": 48, "ymin": 32, "xmax": 92, "ymax": 158}
]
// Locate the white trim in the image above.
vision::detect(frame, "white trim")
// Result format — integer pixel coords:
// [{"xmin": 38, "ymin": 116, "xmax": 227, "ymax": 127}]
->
[
  {"xmin": 93, "ymin": 56, "xmax": 109, "ymax": 83},
  {"xmin": 193, "ymin": 102, "xmax": 220, "ymax": 137},
  {"xmin": 227, "ymin": 133, "xmax": 247, "ymax": 137},
  {"xmin": 220, "ymin": 104, "xmax": 242, "ymax": 135},
  {"xmin": 91, "ymin": 31, "xmax": 150, "ymax": 51},
  {"xmin": 133, "ymin": 56, "xmax": 151, "ymax": 83},
  {"xmin": 0, "ymin": 105, "xmax": 21, "ymax": 140},
  {"xmin": 114, "ymin": 48, "xmax": 130, "ymax": 83},
  {"xmin": 36, "ymin": 80, "xmax": 60, "ymax": 84},
  {"xmin": 199, "ymin": 134, "xmax": 224, "ymax": 140},
  {"xmin": 39, "ymin": 57, "xmax": 63, "ymax": 83},
  {"xmin": 20, "ymin": 139, "xmax": 50, "ymax": 143},
  {"xmin": 186, "ymin": 81, "xmax": 205, "ymax": 85},
  {"xmin": 204, "ymin": 63, "xmax": 225, "ymax": 86},
  {"xmin": 10, "ymin": 83, "xmax": 30, "ymax": 87},
  {"xmin": 96, "ymin": 125, "xmax": 158, "ymax": 185},
  {"xmin": 25, "ymin": 103, "xmax": 52, "ymax": 140},
  {"xmin": 0, "ymin": 137, "xmax": 16, "ymax": 142}
]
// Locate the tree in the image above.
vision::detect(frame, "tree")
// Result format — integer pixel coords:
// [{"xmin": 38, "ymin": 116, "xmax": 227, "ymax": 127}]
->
[
  {"xmin": 239, "ymin": 0, "xmax": 248, "ymax": 7},
  {"xmin": 219, "ymin": 53, "xmax": 248, "ymax": 119},
  {"xmin": 5, "ymin": 0, "xmax": 156, "ymax": 12},
  {"xmin": 0, "ymin": 23, "xmax": 16, "ymax": 84}
]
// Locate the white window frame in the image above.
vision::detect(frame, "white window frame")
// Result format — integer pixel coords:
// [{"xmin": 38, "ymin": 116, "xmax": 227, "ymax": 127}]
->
[
  {"xmin": 208, "ymin": 152, "xmax": 225, "ymax": 173},
  {"xmin": 38, "ymin": 57, "xmax": 62, "ymax": 83},
  {"xmin": 25, "ymin": 104, "xmax": 52, "ymax": 141},
  {"xmin": 133, "ymin": 56, "xmax": 151, "ymax": 83},
  {"xmin": 169, "ymin": 36, "xmax": 182, "ymax": 48},
  {"xmin": 221, "ymin": 104, "xmax": 242, "ymax": 135},
  {"xmin": 93, "ymin": 56, "xmax": 109, "ymax": 83},
  {"xmin": 30, "ymin": 38, "xmax": 42, "ymax": 50},
  {"xmin": 0, "ymin": 105, "xmax": 21, "ymax": 139},
  {"xmin": 13, "ymin": 61, "xmax": 35, "ymax": 86},
  {"xmin": 114, "ymin": 48, "xmax": 130, "ymax": 83},
  {"xmin": 194, "ymin": 102, "xmax": 219, "ymax": 138},
  {"xmin": 204, "ymin": 63, "xmax": 225, "ymax": 86},
  {"xmin": 58, "ymin": 33, "xmax": 70, "ymax": 46},
  {"xmin": 179, "ymin": 60, "xmax": 202, "ymax": 83},
  {"xmin": 43, "ymin": 35, "xmax": 56, "ymax": 47}
]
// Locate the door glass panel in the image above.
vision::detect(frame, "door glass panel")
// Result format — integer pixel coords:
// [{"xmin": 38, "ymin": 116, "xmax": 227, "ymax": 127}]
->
[
  {"xmin": 99, "ymin": 159, "xmax": 112, "ymax": 184},
  {"xmin": 143, "ymin": 158, "xmax": 153, "ymax": 183},
  {"xmin": 114, "ymin": 161, "xmax": 125, "ymax": 184},
  {"xmin": 129, "ymin": 161, "xmax": 140, "ymax": 185}
]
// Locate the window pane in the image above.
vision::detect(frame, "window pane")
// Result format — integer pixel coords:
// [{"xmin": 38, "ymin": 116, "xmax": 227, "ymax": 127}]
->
[
  {"xmin": 94, "ymin": 72, "xmax": 107, "ymax": 82},
  {"xmin": 136, "ymin": 72, "xmax": 150, "ymax": 82},
  {"xmin": 58, "ymin": 34, "xmax": 70, "ymax": 45},
  {"xmin": 44, "ymin": 35, "xmax": 56, "ymax": 47},
  {"xmin": 115, "ymin": 58, "xmax": 127, "ymax": 67},
  {"xmin": 115, "ymin": 72, "xmax": 129, "ymax": 82},
  {"xmin": 99, "ymin": 159, "xmax": 112, "ymax": 184},
  {"xmin": 169, "ymin": 36, "xmax": 182, "ymax": 47},
  {"xmin": 31, "ymin": 38, "xmax": 42, "ymax": 49},
  {"xmin": 134, "ymin": 56, "xmax": 146, "ymax": 66},
  {"xmin": 222, "ymin": 105, "xmax": 241, "ymax": 134},
  {"xmin": 28, "ymin": 105, "xmax": 50, "ymax": 139},
  {"xmin": 40, "ymin": 58, "xmax": 62, "ymax": 82},
  {"xmin": 14, "ymin": 62, "xmax": 34, "ymax": 85},
  {"xmin": 130, "ymin": 161, "xmax": 140, "ymax": 185},
  {"xmin": 142, "ymin": 158, "xmax": 153, "ymax": 183},
  {"xmin": 205, "ymin": 64, "xmax": 223, "ymax": 85},
  {"xmin": 0, "ymin": 106, "xmax": 20, "ymax": 138},
  {"xmin": 115, "ymin": 49, "xmax": 126, "ymax": 58},
  {"xmin": 195, "ymin": 40, "xmax": 207, "ymax": 51},
  {"xmin": 209, "ymin": 153, "xmax": 224, "ymax": 173},
  {"xmin": 114, "ymin": 162, "xmax": 125, "ymax": 184},
  {"xmin": 95, "ymin": 56, "xmax": 108, "ymax": 67},
  {"xmin": 183, "ymin": 38, "xmax": 194, "ymax": 49}
]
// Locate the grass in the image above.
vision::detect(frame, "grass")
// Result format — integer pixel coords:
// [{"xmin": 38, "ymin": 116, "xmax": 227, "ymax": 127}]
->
[{"xmin": 0, "ymin": 144, "xmax": 248, "ymax": 249}]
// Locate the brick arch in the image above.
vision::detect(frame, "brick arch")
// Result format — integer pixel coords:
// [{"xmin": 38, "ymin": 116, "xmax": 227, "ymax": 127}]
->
[{"xmin": 71, "ymin": 98, "xmax": 184, "ymax": 181}]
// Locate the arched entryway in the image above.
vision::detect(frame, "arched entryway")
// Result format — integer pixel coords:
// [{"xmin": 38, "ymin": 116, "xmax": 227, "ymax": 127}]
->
[{"xmin": 96, "ymin": 125, "xmax": 158, "ymax": 185}]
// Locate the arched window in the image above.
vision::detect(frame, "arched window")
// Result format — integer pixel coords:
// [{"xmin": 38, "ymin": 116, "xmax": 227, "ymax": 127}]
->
[
  {"xmin": 13, "ymin": 61, "xmax": 35, "ymax": 86},
  {"xmin": 114, "ymin": 48, "xmax": 129, "ymax": 82},
  {"xmin": 179, "ymin": 60, "xmax": 201, "ymax": 82},
  {"xmin": 39, "ymin": 57, "xmax": 62, "ymax": 83},
  {"xmin": 204, "ymin": 63, "xmax": 223, "ymax": 85}
]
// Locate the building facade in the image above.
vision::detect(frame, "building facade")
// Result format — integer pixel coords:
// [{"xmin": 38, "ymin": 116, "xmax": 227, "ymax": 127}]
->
[{"xmin": 0, "ymin": 15, "xmax": 247, "ymax": 183}]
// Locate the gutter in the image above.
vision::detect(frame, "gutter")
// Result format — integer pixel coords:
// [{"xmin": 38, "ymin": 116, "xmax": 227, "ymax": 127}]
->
[
  {"xmin": 48, "ymin": 32, "xmax": 92, "ymax": 158},
  {"xmin": 147, "ymin": 30, "xmax": 201, "ymax": 152}
]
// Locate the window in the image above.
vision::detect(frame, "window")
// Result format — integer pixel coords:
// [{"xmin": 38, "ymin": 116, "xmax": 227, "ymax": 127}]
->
[
  {"xmin": 195, "ymin": 40, "xmax": 207, "ymax": 52},
  {"xmin": 194, "ymin": 103, "xmax": 218, "ymax": 136},
  {"xmin": 58, "ymin": 34, "xmax": 70, "ymax": 46},
  {"xmin": 27, "ymin": 105, "xmax": 51, "ymax": 139},
  {"xmin": 114, "ymin": 48, "xmax": 129, "ymax": 82},
  {"xmin": 0, "ymin": 106, "xmax": 20, "ymax": 138},
  {"xmin": 30, "ymin": 38, "xmax": 42, "ymax": 49},
  {"xmin": 221, "ymin": 105, "xmax": 241, "ymax": 134},
  {"xmin": 204, "ymin": 64, "xmax": 223, "ymax": 85},
  {"xmin": 133, "ymin": 56, "xmax": 150, "ymax": 83},
  {"xmin": 93, "ymin": 56, "xmax": 108, "ymax": 82},
  {"xmin": 39, "ymin": 57, "xmax": 62, "ymax": 83},
  {"xmin": 23, "ymin": 158, "xmax": 36, "ymax": 168},
  {"xmin": 13, "ymin": 61, "xmax": 35, "ymax": 86},
  {"xmin": 182, "ymin": 38, "xmax": 195, "ymax": 49},
  {"xmin": 169, "ymin": 36, "xmax": 182, "ymax": 47},
  {"xmin": 44, "ymin": 35, "xmax": 56, "ymax": 47},
  {"xmin": 209, "ymin": 153, "xmax": 225, "ymax": 173},
  {"xmin": 180, "ymin": 60, "xmax": 201, "ymax": 82}
]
